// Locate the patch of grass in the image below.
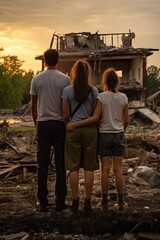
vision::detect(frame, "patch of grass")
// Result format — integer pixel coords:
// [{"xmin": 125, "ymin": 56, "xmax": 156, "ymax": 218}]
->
[
  {"xmin": 9, "ymin": 126, "xmax": 35, "ymax": 137},
  {"xmin": 11, "ymin": 125, "xmax": 34, "ymax": 132}
]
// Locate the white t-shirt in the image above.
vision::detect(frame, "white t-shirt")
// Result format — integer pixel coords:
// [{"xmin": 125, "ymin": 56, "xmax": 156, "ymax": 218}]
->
[
  {"xmin": 97, "ymin": 91, "xmax": 128, "ymax": 133},
  {"xmin": 30, "ymin": 69, "xmax": 70, "ymax": 121}
]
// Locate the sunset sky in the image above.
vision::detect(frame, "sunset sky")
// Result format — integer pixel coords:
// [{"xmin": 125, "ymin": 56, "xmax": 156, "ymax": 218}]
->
[{"xmin": 0, "ymin": 0, "xmax": 160, "ymax": 73}]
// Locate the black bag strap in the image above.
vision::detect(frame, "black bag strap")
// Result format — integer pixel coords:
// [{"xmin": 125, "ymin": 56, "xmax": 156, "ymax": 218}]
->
[
  {"xmin": 71, "ymin": 87, "xmax": 92, "ymax": 119},
  {"xmin": 71, "ymin": 101, "xmax": 84, "ymax": 119}
]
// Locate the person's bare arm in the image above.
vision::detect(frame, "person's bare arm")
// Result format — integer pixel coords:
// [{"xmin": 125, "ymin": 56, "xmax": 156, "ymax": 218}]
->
[
  {"xmin": 62, "ymin": 98, "xmax": 70, "ymax": 125},
  {"xmin": 66, "ymin": 100, "xmax": 102, "ymax": 131},
  {"xmin": 123, "ymin": 104, "xmax": 129, "ymax": 130},
  {"xmin": 31, "ymin": 95, "xmax": 38, "ymax": 126}
]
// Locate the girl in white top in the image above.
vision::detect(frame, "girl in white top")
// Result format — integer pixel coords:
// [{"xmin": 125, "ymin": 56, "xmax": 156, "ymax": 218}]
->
[{"xmin": 66, "ymin": 67, "xmax": 128, "ymax": 211}]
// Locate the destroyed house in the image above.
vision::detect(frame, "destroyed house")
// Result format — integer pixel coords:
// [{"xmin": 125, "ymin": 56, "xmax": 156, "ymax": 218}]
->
[{"xmin": 35, "ymin": 31, "xmax": 159, "ymax": 108}]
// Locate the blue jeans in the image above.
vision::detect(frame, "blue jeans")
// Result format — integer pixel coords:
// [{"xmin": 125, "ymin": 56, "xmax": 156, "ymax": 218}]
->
[{"xmin": 36, "ymin": 120, "xmax": 67, "ymax": 205}]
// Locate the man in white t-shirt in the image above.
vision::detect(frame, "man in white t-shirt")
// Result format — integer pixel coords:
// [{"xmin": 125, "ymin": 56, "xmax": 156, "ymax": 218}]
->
[{"xmin": 30, "ymin": 49, "xmax": 70, "ymax": 212}]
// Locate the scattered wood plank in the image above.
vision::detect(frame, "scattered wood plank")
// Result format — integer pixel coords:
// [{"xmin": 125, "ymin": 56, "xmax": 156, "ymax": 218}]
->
[
  {"xmin": 0, "ymin": 186, "xmax": 22, "ymax": 191},
  {"xmin": 122, "ymin": 157, "xmax": 139, "ymax": 163},
  {"xmin": 20, "ymin": 164, "xmax": 37, "ymax": 167},
  {"xmin": 5, "ymin": 141, "xmax": 22, "ymax": 156},
  {"xmin": 1, "ymin": 231, "xmax": 28, "ymax": 239},
  {"xmin": 0, "ymin": 164, "xmax": 21, "ymax": 179},
  {"xmin": 20, "ymin": 163, "xmax": 37, "ymax": 179},
  {"xmin": 138, "ymin": 232, "xmax": 160, "ymax": 240},
  {"xmin": 0, "ymin": 163, "xmax": 37, "ymax": 180}
]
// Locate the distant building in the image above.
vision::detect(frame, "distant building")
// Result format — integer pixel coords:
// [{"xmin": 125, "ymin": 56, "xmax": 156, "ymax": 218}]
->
[{"xmin": 35, "ymin": 30, "xmax": 159, "ymax": 108}]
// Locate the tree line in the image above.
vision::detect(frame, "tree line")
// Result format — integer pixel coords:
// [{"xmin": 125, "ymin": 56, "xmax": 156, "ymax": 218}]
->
[
  {"xmin": 0, "ymin": 54, "xmax": 160, "ymax": 110},
  {"xmin": 146, "ymin": 65, "xmax": 160, "ymax": 97},
  {"xmin": 0, "ymin": 55, "xmax": 34, "ymax": 110}
]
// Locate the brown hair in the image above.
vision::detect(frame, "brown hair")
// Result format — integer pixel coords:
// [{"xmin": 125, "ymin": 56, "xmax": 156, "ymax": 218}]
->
[
  {"xmin": 44, "ymin": 49, "xmax": 59, "ymax": 67},
  {"xmin": 71, "ymin": 59, "xmax": 93, "ymax": 102},
  {"xmin": 102, "ymin": 67, "xmax": 119, "ymax": 92}
]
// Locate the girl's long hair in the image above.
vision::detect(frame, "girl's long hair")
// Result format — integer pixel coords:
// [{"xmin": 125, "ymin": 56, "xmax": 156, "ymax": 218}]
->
[
  {"xmin": 102, "ymin": 67, "xmax": 119, "ymax": 92},
  {"xmin": 71, "ymin": 59, "xmax": 93, "ymax": 102}
]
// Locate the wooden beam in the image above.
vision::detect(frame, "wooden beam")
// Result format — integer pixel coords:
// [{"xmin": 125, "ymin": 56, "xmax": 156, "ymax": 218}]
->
[
  {"xmin": 0, "ymin": 164, "xmax": 21, "ymax": 179},
  {"xmin": 122, "ymin": 157, "xmax": 139, "ymax": 163}
]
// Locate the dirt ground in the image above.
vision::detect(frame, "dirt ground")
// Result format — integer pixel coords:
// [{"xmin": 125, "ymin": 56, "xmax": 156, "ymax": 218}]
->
[{"xmin": 0, "ymin": 113, "xmax": 160, "ymax": 240}]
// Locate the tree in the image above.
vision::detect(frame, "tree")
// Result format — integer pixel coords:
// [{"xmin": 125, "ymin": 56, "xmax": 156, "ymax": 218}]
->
[
  {"xmin": 146, "ymin": 65, "xmax": 160, "ymax": 97},
  {"xmin": 0, "ymin": 65, "xmax": 14, "ymax": 109},
  {"xmin": 22, "ymin": 70, "xmax": 34, "ymax": 104},
  {"xmin": 3, "ymin": 55, "xmax": 24, "ymax": 76},
  {"xmin": 0, "ymin": 55, "xmax": 34, "ymax": 110},
  {"xmin": 147, "ymin": 65, "xmax": 160, "ymax": 79}
]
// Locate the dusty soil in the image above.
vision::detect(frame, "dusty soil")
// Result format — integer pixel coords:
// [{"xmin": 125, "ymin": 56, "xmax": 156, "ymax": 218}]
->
[{"xmin": 0, "ymin": 114, "xmax": 160, "ymax": 239}]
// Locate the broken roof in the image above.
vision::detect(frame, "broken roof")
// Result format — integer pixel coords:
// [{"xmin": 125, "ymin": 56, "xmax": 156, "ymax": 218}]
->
[{"xmin": 35, "ymin": 30, "xmax": 159, "ymax": 60}]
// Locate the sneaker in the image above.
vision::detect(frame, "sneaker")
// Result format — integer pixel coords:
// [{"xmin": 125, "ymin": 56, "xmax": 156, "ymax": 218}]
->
[
  {"xmin": 40, "ymin": 202, "xmax": 47, "ymax": 213},
  {"xmin": 114, "ymin": 202, "xmax": 128, "ymax": 211},
  {"xmin": 97, "ymin": 201, "xmax": 108, "ymax": 212},
  {"xmin": 84, "ymin": 199, "xmax": 92, "ymax": 214},
  {"xmin": 36, "ymin": 199, "xmax": 48, "ymax": 213},
  {"xmin": 56, "ymin": 203, "xmax": 68, "ymax": 212},
  {"xmin": 70, "ymin": 198, "xmax": 79, "ymax": 213}
]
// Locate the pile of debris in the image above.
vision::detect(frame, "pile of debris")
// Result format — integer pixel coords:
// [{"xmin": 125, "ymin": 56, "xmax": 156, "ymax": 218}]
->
[{"xmin": 0, "ymin": 113, "xmax": 160, "ymax": 239}]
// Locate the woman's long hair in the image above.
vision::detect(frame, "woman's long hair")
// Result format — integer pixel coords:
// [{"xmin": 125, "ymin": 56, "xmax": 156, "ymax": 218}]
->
[
  {"xmin": 71, "ymin": 59, "xmax": 93, "ymax": 102},
  {"xmin": 102, "ymin": 67, "xmax": 119, "ymax": 92}
]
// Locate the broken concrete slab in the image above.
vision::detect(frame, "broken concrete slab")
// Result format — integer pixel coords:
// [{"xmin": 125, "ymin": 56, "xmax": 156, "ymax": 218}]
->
[{"xmin": 136, "ymin": 108, "xmax": 160, "ymax": 124}]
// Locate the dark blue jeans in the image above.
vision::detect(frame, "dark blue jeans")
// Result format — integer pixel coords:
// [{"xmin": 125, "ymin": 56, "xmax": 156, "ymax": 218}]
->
[{"xmin": 36, "ymin": 120, "xmax": 67, "ymax": 205}]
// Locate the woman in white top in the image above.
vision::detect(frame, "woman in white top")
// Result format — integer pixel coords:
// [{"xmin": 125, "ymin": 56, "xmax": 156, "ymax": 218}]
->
[{"xmin": 66, "ymin": 67, "xmax": 128, "ymax": 211}]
